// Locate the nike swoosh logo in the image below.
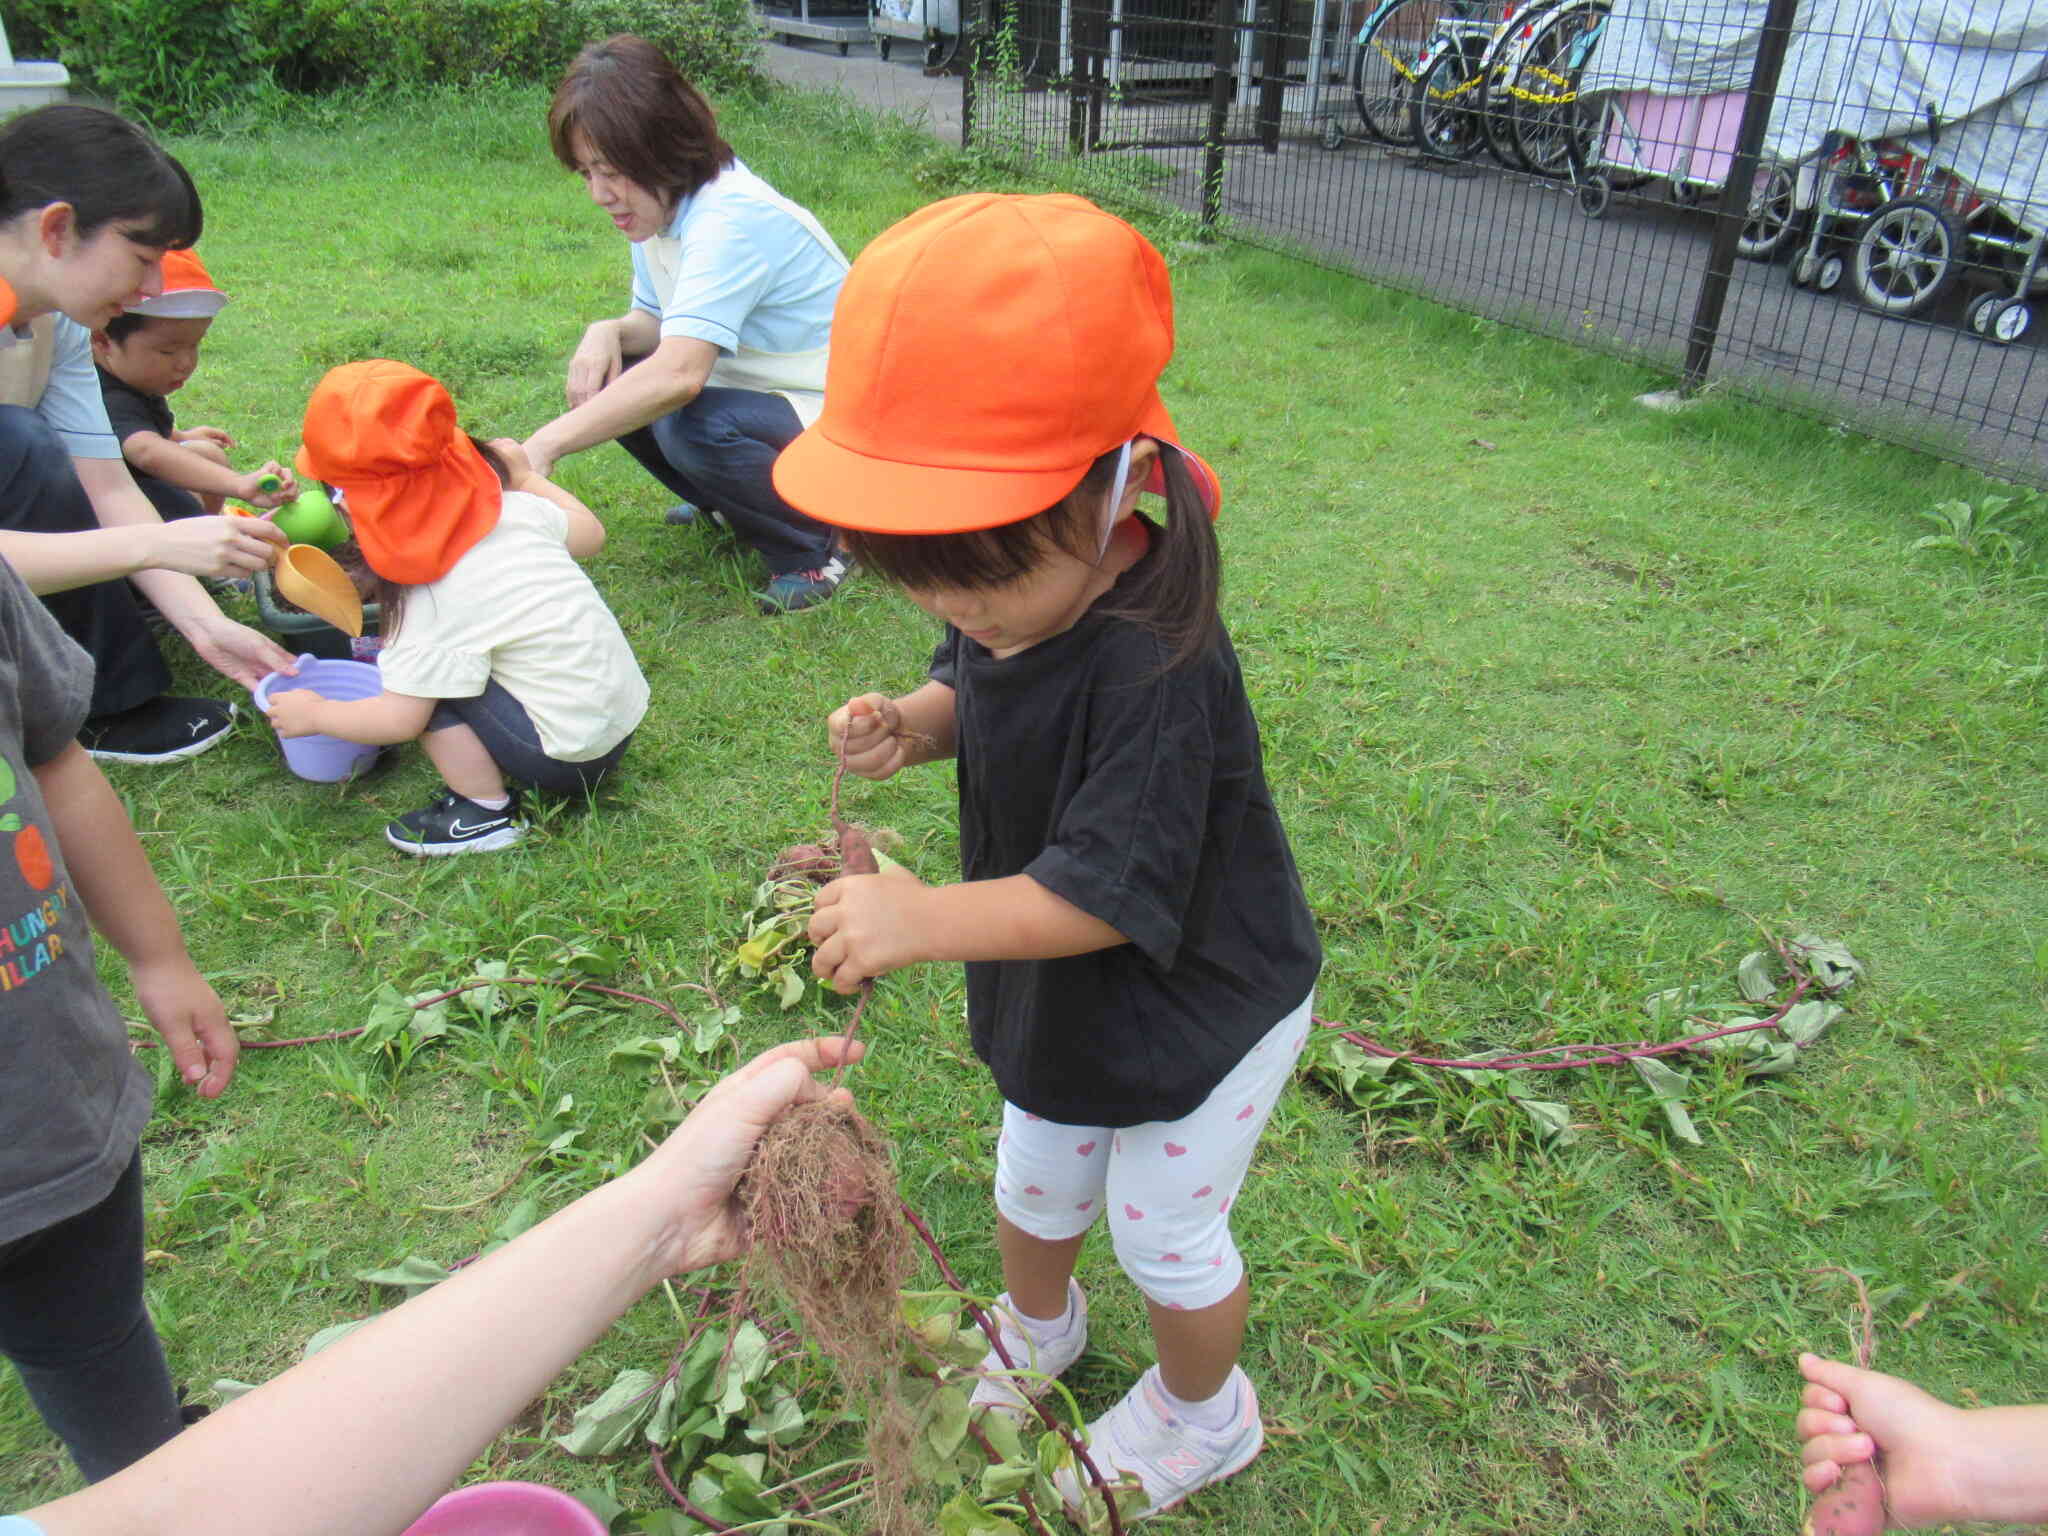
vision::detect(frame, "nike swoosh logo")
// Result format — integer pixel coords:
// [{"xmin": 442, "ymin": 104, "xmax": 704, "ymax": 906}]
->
[{"xmin": 448, "ymin": 817, "xmax": 509, "ymax": 836}]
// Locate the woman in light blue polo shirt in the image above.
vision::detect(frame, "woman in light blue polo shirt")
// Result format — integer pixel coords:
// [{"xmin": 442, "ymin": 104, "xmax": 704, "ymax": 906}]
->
[{"xmin": 523, "ymin": 34, "xmax": 853, "ymax": 615}]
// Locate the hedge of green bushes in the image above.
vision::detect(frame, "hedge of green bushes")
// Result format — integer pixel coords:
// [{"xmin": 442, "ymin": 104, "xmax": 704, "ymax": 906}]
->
[{"xmin": 7, "ymin": 0, "xmax": 765, "ymax": 131}]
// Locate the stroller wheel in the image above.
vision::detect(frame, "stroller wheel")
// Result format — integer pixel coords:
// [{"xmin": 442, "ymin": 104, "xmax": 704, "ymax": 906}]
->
[
  {"xmin": 1577, "ymin": 175, "xmax": 1612, "ymax": 219},
  {"xmin": 1966, "ymin": 291, "xmax": 2002, "ymax": 335},
  {"xmin": 1850, "ymin": 196, "xmax": 1964, "ymax": 318},
  {"xmin": 1814, "ymin": 252, "xmax": 1845, "ymax": 293},
  {"xmin": 1986, "ymin": 298, "xmax": 2033, "ymax": 345}
]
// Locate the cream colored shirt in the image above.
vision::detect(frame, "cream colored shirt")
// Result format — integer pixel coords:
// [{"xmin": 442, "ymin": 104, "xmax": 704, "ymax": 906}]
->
[{"xmin": 375, "ymin": 490, "xmax": 649, "ymax": 761}]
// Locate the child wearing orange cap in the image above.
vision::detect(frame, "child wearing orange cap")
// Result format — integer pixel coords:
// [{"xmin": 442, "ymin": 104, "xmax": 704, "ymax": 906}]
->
[
  {"xmin": 776, "ymin": 193, "xmax": 1321, "ymax": 1521},
  {"xmin": 262, "ymin": 360, "xmax": 649, "ymax": 854},
  {"xmin": 90, "ymin": 248, "xmax": 296, "ymax": 523}
]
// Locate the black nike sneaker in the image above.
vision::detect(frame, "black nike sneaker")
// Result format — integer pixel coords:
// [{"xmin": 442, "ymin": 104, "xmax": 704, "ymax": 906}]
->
[{"xmin": 384, "ymin": 789, "xmax": 526, "ymax": 856}]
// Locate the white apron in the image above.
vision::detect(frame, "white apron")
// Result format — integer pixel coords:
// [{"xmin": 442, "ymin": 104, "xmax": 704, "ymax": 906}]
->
[{"xmin": 0, "ymin": 317, "xmax": 56, "ymax": 411}]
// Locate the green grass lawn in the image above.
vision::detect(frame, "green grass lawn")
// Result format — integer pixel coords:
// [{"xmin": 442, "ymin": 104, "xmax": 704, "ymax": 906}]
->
[{"xmin": 1, "ymin": 80, "xmax": 2042, "ymax": 1533}]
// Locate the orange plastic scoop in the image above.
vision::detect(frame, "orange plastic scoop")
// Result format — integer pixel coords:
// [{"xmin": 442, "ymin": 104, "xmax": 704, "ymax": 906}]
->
[{"xmin": 272, "ymin": 544, "xmax": 364, "ymax": 637}]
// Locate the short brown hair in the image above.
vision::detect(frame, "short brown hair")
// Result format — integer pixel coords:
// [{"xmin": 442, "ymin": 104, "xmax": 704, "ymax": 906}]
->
[{"xmin": 548, "ymin": 35, "xmax": 735, "ymax": 209}]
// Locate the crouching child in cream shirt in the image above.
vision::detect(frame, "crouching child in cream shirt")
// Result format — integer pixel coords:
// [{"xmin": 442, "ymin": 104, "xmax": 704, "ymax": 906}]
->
[{"xmin": 263, "ymin": 360, "xmax": 649, "ymax": 855}]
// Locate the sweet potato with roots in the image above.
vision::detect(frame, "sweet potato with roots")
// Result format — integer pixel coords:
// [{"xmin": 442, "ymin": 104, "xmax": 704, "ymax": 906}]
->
[
  {"xmin": 1803, "ymin": 1460, "xmax": 1887, "ymax": 1536},
  {"xmin": 1805, "ymin": 1269, "xmax": 1889, "ymax": 1536}
]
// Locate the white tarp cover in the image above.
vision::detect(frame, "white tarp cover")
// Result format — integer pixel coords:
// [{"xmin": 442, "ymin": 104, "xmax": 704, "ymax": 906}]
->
[{"xmin": 1575, "ymin": 0, "xmax": 2048, "ymax": 215}]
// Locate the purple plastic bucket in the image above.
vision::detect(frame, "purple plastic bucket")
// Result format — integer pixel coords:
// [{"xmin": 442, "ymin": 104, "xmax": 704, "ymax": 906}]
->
[
  {"xmin": 251, "ymin": 653, "xmax": 383, "ymax": 783},
  {"xmin": 400, "ymin": 1481, "xmax": 608, "ymax": 1536}
]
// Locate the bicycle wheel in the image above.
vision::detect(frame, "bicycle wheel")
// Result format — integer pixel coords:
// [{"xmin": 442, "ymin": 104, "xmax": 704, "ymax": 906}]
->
[
  {"xmin": 1505, "ymin": 1, "xmax": 1606, "ymax": 178},
  {"xmin": 1410, "ymin": 42, "xmax": 1487, "ymax": 159},
  {"xmin": 1351, "ymin": 0, "xmax": 1447, "ymax": 147},
  {"xmin": 1475, "ymin": 0, "xmax": 1560, "ymax": 171}
]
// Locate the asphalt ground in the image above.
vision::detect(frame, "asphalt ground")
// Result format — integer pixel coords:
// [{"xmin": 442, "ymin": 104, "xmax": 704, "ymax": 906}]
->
[{"xmin": 760, "ymin": 33, "xmax": 2048, "ymax": 481}]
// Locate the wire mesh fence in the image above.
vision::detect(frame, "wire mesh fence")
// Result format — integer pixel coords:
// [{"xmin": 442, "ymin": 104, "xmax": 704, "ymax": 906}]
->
[{"xmin": 957, "ymin": 0, "xmax": 2048, "ymax": 485}]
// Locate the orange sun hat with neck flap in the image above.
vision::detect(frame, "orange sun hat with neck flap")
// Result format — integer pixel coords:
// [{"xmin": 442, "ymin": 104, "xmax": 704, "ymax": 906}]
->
[
  {"xmin": 296, "ymin": 360, "xmax": 501, "ymax": 585},
  {"xmin": 772, "ymin": 192, "xmax": 1220, "ymax": 535}
]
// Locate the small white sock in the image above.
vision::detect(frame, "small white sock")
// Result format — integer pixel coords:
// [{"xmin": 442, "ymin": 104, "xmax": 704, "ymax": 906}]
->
[
  {"xmin": 1006, "ymin": 1287, "xmax": 1077, "ymax": 1351},
  {"xmin": 468, "ymin": 793, "xmax": 512, "ymax": 811},
  {"xmin": 1159, "ymin": 1372, "xmax": 1241, "ymax": 1433}
]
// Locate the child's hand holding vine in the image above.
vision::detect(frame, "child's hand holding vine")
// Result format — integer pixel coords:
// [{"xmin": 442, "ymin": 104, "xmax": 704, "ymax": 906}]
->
[
  {"xmin": 829, "ymin": 694, "xmax": 912, "ymax": 780},
  {"xmin": 808, "ymin": 865, "xmax": 929, "ymax": 991}
]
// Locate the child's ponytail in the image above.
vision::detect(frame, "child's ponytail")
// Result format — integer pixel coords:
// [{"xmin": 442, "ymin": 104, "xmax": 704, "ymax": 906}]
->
[{"xmin": 1094, "ymin": 443, "xmax": 1221, "ymax": 671}]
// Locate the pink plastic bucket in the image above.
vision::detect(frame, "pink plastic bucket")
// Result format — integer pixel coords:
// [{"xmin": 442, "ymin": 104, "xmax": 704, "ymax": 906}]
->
[
  {"xmin": 251, "ymin": 653, "xmax": 383, "ymax": 783},
  {"xmin": 400, "ymin": 1481, "xmax": 608, "ymax": 1536}
]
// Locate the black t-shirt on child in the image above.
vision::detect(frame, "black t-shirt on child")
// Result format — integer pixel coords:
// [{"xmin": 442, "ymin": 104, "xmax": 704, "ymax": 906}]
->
[
  {"xmin": 94, "ymin": 367, "xmax": 175, "ymax": 448},
  {"xmin": 931, "ymin": 578, "xmax": 1322, "ymax": 1129}
]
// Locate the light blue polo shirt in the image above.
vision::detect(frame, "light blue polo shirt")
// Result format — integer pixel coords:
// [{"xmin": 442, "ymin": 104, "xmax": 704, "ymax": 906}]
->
[
  {"xmin": 627, "ymin": 158, "xmax": 843, "ymax": 359},
  {"xmin": 0, "ymin": 313, "xmax": 120, "ymax": 459},
  {"xmin": 0, "ymin": 1516, "xmax": 46, "ymax": 1533}
]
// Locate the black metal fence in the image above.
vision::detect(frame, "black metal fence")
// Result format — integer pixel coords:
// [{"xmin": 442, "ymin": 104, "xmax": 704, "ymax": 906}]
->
[{"xmin": 957, "ymin": 0, "xmax": 2048, "ymax": 485}]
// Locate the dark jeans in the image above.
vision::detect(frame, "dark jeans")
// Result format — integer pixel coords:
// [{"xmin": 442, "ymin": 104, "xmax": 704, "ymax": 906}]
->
[
  {"xmin": 133, "ymin": 470, "xmax": 204, "ymax": 522},
  {"xmin": 427, "ymin": 678, "xmax": 633, "ymax": 797},
  {"xmin": 616, "ymin": 386, "xmax": 838, "ymax": 576},
  {"xmin": 0, "ymin": 1150, "xmax": 182, "ymax": 1483},
  {"xmin": 0, "ymin": 406, "xmax": 171, "ymax": 717}
]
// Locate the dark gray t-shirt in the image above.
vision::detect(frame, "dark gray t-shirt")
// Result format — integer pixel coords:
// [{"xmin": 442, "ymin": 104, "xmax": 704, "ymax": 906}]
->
[
  {"xmin": 0, "ymin": 556, "xmax": 152, "ymax": 1244},
  {"xmin": 933, "ymin": 590, "xmax": 1322, "ymax": 1128}
]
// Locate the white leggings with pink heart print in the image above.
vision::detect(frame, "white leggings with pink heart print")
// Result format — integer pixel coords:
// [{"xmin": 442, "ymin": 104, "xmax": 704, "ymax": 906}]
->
[{"xmin": 992, "ymin": 992, "xmax": 1313, "ymax": 1312}]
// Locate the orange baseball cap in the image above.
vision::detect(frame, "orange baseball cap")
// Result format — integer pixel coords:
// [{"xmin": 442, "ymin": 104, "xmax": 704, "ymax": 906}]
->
[
  {"xmin": 773, "ymin": 193, "xmax": 1219, "ymax": 534},
  {"xmin": 296, "ymin": 361, "xmax": 501, "ymax": 586},
  {"xmin": 128, "ymin": 247, "xmax": 228, "ymax": 319}
]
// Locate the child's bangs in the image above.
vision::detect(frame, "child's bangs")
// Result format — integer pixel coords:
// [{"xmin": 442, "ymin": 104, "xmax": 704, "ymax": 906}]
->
[{"xmin": 844, "ymin": 505, "xmax": 1091, "ymax": 592}]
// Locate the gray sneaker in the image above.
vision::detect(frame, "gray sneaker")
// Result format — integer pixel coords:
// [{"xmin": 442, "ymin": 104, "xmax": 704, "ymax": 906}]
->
[
  {"xmin": 665, "ymin": 501, "xmax": 730, "ymax": 531},
  {"xmin": 1055, "ymin": 1365, "xmax": 1263, "ymax": 1521},
  {"xmin": 757, "ymin": 555, "xmax": 853, "ymax": 614}
]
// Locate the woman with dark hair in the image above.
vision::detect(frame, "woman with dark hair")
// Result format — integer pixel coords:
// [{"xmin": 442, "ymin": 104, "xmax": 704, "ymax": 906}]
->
[
  {"xmin": 0, "ymin": 104, "xmax": 291, "ymax": 762},
  {"xmin": 522, "ymin": 34, "xmax": 854, "ymax": 614}
]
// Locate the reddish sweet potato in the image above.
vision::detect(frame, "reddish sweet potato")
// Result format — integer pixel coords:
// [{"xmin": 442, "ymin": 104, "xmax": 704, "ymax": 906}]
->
[
  {"xmin": 831, "ymin": 817, "xmax": 878, "ymax": 877},
  {"xmin": 768, "ymin": 842, "xmax": 838, "ymax": 883},
  {"xmin": 1803, "ymin": 1460, "xmax": 1886, "ymax": 1536}
]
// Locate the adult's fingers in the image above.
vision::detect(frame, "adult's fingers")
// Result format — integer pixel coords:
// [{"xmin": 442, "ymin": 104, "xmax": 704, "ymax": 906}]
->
[
  {"xmin": 1801, "ymin": 1381, "xmax": 1850, "ymax": 1416},
  {"xmin": 1799, "ymin": 1429, "xmax": 1873, "ymax": 1471},
  {"xmin": 1796, "ymin": 1406, "xmax": 1860, "ymax": 1442}
]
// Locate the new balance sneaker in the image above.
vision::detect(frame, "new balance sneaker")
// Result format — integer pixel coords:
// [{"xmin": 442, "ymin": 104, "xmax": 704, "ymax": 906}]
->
[
  {"xmin": 968, "ymin": 1280, "xmax": 1089, "ymax": 1420},
  {"xmin": 756, "ymin": 555, "xmax": 853, "ymax": 614},
  {"xmin": 1055, "ymin": 1365, "xmax": 1263, "ymax": 1521},
  {"xmin": 384, "ymin": 790, "xmax": 526, "ymax": 856},
  {"xmin": 81, "ymin": 697, "xmax": 236, "ymax": 765}
]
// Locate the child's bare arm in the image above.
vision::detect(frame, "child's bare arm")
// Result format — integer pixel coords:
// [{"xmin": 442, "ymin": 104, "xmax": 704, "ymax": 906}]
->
[
  {"xmin": 173, "ymin": 424, "xmax": 235, "ymax": 451},
  {"xmin": 1797, "ymin": 1354, "xmax": 2048, "ymax": 1528},
  {"xmin": 31, "ymin": 742, "xmax": 237, "ymax": 1098},
  {"xmin": 809, "ymin": 870, "xmax": 1124, "ymax": 993},
  {"xmin": 265, "ymin": 688, "xmax": 436, "ymax": 746},
  {"xmin": 119, "ymin": 430, "xmax": 292, "ymax": 507},
  {"xmin": 485, "ymin": 438, "xmax": 606, "ymax": 557}
]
